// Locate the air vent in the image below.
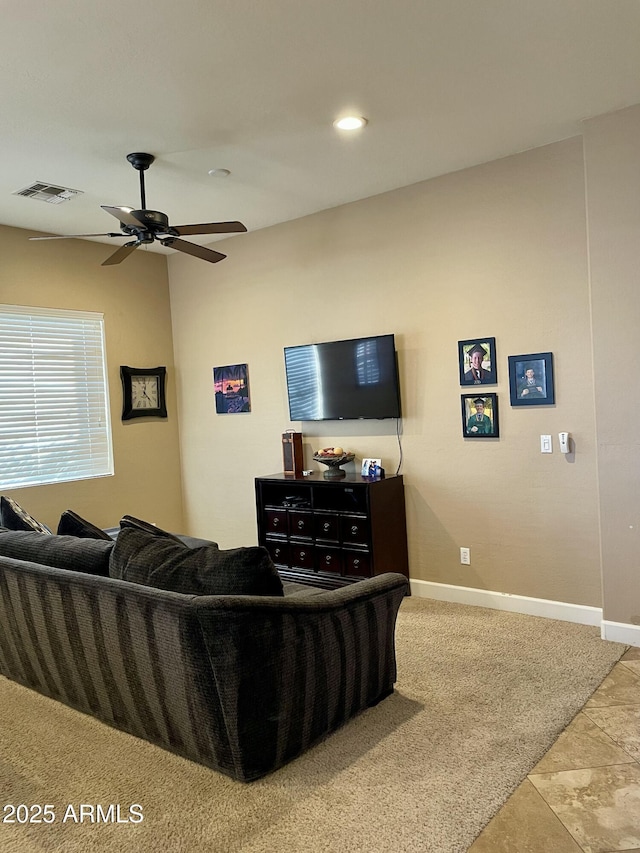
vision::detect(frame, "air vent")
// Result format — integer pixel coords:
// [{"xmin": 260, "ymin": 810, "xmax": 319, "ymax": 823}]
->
[{"xmin": 13, "ymin": 182, "xmax": 83, "ymax": 204}]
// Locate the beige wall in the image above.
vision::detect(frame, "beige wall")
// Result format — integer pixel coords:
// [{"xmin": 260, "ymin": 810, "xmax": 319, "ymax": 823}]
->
[
  {"xmin": 584, "ymin": 104, "xmax": 640, "ymax": 625},
  {"xmin": 3, "ymin": 114, "xmax": 637, "ymax": 622},
  {"xmin": 0, "ymin": 224, "xmax": 184, "ymax": 533},
  {"xmin": 168, "ymin": 137, "xmax": 603, "ymax": 606}
]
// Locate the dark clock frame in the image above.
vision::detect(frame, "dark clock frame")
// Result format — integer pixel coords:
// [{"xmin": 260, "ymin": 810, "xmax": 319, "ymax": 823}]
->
[{"xmin": 120, "ymin": 365, "xmax": 168, "ymax": 420}]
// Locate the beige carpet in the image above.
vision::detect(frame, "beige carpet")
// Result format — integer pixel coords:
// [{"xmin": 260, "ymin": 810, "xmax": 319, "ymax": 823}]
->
[{"xmin": 0, "ymin": 597, "xmax": 625, "ymax": 853}]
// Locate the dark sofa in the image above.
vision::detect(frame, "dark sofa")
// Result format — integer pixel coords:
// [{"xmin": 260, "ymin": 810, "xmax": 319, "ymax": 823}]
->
[{"xmin": 0, "ymin": 528, "xmax": 408, "ymax": 781}]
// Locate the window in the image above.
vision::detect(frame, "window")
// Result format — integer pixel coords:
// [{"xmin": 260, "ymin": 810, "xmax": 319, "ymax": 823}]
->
[{"xmin": 0, "ymin": 305, "xmax": 113, "ymax": 488}]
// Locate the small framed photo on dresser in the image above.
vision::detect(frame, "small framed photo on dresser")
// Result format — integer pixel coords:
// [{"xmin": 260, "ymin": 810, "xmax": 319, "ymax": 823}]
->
[{"xmin": 361, "ymin": 458, "xmax": 383, "ymax": 479}]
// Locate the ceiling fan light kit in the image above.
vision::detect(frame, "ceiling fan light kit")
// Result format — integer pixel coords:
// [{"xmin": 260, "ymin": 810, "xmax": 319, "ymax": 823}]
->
[{"xmin": 29, "ymin": 153, "xmax": 247, "ymax": 267}]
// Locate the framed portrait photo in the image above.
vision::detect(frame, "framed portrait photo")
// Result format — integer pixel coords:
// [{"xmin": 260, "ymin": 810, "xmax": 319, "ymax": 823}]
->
[
  {"xmin": 461, "ymin": 393, "xmax": 499, "ymax": 439},
  {"xmin": 458, "ymin": 337, "xmax": 497, "ymax": 386},
  {"xmin": 508, "ymin": 352, "xmax": 555, "ymax": 406}
]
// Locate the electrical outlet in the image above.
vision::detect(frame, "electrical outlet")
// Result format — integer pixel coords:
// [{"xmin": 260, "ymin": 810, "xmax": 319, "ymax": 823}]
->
[{"xmin": 460, "ymin": 547, "xmax": 470, "ymax": 565}]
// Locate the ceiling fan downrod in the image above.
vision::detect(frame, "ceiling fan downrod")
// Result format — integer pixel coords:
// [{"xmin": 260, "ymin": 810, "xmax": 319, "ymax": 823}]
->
[{"xmin": 126, "ymin": 152, "xmax": 155, "ymax": 210}]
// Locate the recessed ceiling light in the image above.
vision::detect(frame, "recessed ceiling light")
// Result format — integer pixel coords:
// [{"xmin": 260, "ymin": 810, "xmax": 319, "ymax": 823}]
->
[
  {"xmin": 333, "ymin": 116, "xmax": 368, "ymax": 131},
  {"xmin": 208, "ymin": 168, "xmax": 231, "ymax": 178}
]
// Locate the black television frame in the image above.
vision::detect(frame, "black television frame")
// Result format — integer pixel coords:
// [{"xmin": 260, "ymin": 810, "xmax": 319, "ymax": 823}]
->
[{"xmin": 284, "ymin": 333, "xmax": 402, "ymax": 422}]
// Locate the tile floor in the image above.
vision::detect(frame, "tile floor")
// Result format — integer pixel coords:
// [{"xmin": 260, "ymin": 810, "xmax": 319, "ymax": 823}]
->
[{"xmin": 468, "ymin": 647, "xmax": 640, "ymax": 853}]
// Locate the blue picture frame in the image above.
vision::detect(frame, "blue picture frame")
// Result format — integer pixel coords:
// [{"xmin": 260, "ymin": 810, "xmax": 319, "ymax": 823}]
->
[{"xmin": 508, "ymin": 352, "xmax": 555, "ymax": 406}]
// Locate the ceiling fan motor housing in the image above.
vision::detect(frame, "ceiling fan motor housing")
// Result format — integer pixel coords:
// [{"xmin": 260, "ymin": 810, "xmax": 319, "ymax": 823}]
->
[{"xmin": 132, "ymin": 210, "xmax": 170, "ymax": 230}]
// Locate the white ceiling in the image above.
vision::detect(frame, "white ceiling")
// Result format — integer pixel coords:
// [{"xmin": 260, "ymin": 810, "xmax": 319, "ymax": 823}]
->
[{"xmin": 3, "ymin": 1, "xmax": 640, "ymax": 257}]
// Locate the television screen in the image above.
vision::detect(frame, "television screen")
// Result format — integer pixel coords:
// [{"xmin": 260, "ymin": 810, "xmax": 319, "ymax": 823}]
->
[{"xmin": 284, "ymin": 334, "xmax": 401, "ymax": 421}]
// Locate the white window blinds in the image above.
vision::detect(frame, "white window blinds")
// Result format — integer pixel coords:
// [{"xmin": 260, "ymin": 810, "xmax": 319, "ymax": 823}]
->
[{"xmin": 0, "ymin": 305, "xmax": 113, "ymax": 488}]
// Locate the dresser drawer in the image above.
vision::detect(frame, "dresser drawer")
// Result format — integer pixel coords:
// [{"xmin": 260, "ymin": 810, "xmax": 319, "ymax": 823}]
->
[
  {"xmin": 314, "ymin": 512, "xmax": 340, "ymax": 542},
  {"xmin": 289, "ymin": 510, "xmax": 313, "ymax": 539},
  {"xmin": 265, "ymin": 509, "xmax": 288, "ymax": 536},
  {"xmin": 343, "ymin": 549, "xmax": 371, "ymax": 578},
  {"xmin": 265, "ymin": 539, "xmax": 290, "ymax": 567},
  {"xmin": 340, "ymin": 515, "xmax": 369, "ymax": 546},
  {"xmin": 315, "ymin": 546, "xmax": 342, "ymax": 575},
  {"xmin": 290, "ymin": 543, "xmax": 315, "ymax": 570}
]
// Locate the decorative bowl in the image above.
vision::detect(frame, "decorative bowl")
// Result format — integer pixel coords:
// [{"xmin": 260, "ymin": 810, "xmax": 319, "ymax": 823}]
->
[{"xmin": 313, "ymin": 452, "xmax": 355, "ymax": 479}]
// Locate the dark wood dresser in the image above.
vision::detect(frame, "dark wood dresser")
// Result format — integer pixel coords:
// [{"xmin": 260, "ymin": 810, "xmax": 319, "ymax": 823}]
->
[{"xmin": 255, "ymin": 472, "xmax": 409, "ymax": 589}]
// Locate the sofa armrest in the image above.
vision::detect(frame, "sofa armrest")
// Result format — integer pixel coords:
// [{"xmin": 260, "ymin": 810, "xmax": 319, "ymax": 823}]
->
[
  {"xmin": 192, "ymin": 573, "xmax": 408, "ymax": 781},
  {"xmin": 192, "ymin": 571, "xmax": 408, "ymax": 612}
]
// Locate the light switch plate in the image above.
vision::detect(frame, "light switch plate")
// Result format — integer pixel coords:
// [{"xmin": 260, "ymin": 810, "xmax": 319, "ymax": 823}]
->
[{"xmin": 540, "ymin": 434, "xmax": 552, "ymax": 453}]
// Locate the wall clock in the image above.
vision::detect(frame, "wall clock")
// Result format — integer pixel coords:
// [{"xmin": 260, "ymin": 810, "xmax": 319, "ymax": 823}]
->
[{"xmin": 120, "ymin": 366, "xmax": 167, "ymax": 420}]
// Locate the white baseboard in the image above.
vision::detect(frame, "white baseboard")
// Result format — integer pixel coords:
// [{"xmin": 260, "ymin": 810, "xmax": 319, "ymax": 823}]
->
[
  {"xmin": 409, "ymin": 579, "xmax": 640, "ymax": 646},
  {"xmin": 601, "ymin": 620, "xmax": 640, "ymax": 647},
  {"xmin": 409, "ymin": 578, "xmax": 602, "ymax": 627}
]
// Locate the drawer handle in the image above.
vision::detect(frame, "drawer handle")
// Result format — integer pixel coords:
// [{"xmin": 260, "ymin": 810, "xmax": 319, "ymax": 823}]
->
[
  {"xmin": 353, "ymin": 559, "xmax": 360, "ymax": 568},
  {"xmin": 323, "ymin": 522, "xmax": 330, "ymax": 531},
  {"xmin": 297, "ymin": 520, "xmax": 305, "ymax": 529},
  {"xmin": 274, "ymin": 548, "xmax": 281, "ymax": 558},
  {"xmin": 351, "ymin": 525, "xmax": 358, "ymax": 535},
  {"xmin": 299, "ymin": 551, "xmax": 306, "ymax": 559},
  {"xmin": 272, "ymin": 517, "xmax": 279, "ymax": 527},
  {"xmin": 325, "ymin": 555, "xmax": 331, "ymax": 564}
]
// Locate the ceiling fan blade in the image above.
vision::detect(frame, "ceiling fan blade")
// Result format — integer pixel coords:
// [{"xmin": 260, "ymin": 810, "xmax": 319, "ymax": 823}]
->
[
  {"xmin": 101, "ymin": 240, "xmax": 139, "ymax": 266},
  {"xmin": 30, "ymin": 232, "xmax": 124, "ymax": 241},
  {"xmin": 171, "ymin": 221, "xmax": 247, "ymax": 236},
  {"xmin": 161, "ymin": 237, "xmax": 226, "ymax": 263},
  {"xmin": 101, "ymin": 205, "xmax": 146, "ymax": 228}
]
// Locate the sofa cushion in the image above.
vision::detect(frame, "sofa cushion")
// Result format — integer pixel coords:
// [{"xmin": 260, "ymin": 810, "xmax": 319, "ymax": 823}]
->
[
  {"xmin": 0, "ymin": 530, "xmax": 113, "ymax": 575},
  {"xmin": 0, "ymin": 497, "xmax": 52, "ymax": 534},
  {"xmin": 109, "ymin": 527, "xmax": 284, "ymax": 597},
  {"xmin": 57, "ymin": 509, "xmax": 113, "ymax": 540}
]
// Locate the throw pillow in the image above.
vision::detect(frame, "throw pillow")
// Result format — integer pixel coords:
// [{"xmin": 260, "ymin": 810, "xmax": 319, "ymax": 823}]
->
[
  {"xmin": 118, "ymin": 515, "xmax": 218, "ymax": 549},
  {"xmin": 109, "ymin": 527, "xmax": 284, "ymax": 597},
  {"xmin": 0, "ymin": 496, "xmax": 52, "ymax": 534},
  {"xmin": 119, "ymin": 515, "xmax": 184, "ymax": 544},
  {"xmin": 0, "ymin": 530, "xmax": 113, "ymax": 576},
  {"xmin": 57, "ymin": 509, "xmax": 113, "ymax": 540}
]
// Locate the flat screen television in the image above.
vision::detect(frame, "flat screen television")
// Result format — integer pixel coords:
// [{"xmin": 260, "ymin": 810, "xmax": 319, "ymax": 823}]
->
[{"xmin": 284, "ymin": 334, "xmax": 401, "ymax": 421}]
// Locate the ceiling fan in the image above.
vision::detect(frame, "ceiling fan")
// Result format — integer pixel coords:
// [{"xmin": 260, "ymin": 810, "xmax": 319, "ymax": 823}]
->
[{"xmin": 29, "ymin": 152, "xmax": 247, "ymax": 266}]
